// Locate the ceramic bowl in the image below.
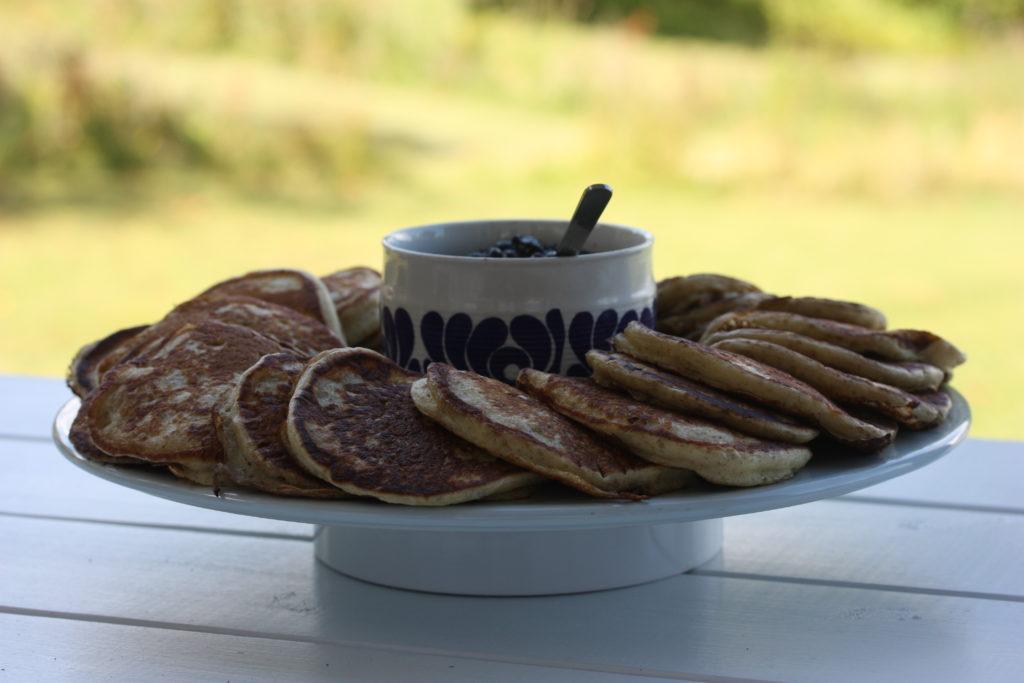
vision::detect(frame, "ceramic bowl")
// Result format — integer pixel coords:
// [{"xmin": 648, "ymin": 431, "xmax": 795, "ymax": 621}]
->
[{"xmin": 380, "ymin": 219, "xmax": 654, "ymax": 381}]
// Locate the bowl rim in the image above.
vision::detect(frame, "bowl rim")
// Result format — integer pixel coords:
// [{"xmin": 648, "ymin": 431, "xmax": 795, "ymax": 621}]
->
[{"xmin": 382, "ymin": 218, "xmax": 654, "ymax": 265}]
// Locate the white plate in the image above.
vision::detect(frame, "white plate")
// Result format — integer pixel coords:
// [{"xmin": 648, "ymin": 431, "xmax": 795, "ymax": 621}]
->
[{"xmin": 53, "ymin": 392, "xmax": 970, "ymax": 532}]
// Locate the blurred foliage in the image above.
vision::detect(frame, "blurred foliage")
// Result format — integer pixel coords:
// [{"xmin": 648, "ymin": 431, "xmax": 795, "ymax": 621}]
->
[
  {"xmin": 0, "ymin": 47, "xmax": 397, "ymax": 203},
  {"xmin": 477, "ymin": 0, "xmax": 1024, "ymax": 48},
  {"xmin": 1, "ymin": 0, "xmax": 1022, "ymax": 203}
]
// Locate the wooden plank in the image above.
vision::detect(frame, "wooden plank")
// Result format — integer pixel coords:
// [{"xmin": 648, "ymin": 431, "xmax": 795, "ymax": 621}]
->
[
  {"xmin": 704, "ymin": 501, "xmax": 1024, "ymax": 598},
  {"xmin": 0, "ymin": 375, "xmax": 69, "ymax": 440},
  {"xmin": 0, "ymin": 516, "xmax": 1021, "ymax": 682},
  {"xmin": 0, "ymin": 439, "xmax": 313, "ymax": 538},
  {"xmin": 847, "ymin": 439, "xmax": 1024, "ymax": 511},
  {"xmin": 0, "ymin": 612, "xmax": 657, "ymax": 683}
]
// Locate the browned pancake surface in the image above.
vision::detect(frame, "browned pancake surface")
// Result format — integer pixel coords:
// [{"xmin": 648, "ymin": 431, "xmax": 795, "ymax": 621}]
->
[
  {"xmin": 321, "ymin": 268, "xmax": 381, "ymax": 345},
  {"xmin": 588, "ymin": 350, "xmax": 817, "ymax": 444},
  {"xmin": 656, "ymin": 274, "xmax": 761, "ymax": 318},
  {"xmin": 199, "ymin": 268, "xmax": 330, "ymax": 326},
  {"xmin": 169, "ymin": 296, "xmax": 341, "ymax": 357},
  {"xmin": 287, "ymin": 349, "xmax": 530, "ymax": 502},
  {"xmin": 70, "ymin": 405, "xmax": 148, "ymax": 465},
  {"xmin": 617, "ymin": 323, "xmax": 896, "ymax": 451},
  {"xmin": 517, "ymin": 369, "xmax": 811, "ymax": 487},
  {"xmin": 703, "ymin": 311, "xmax": 965, "ymax": 370},
  {"xmin": 426, "ymin": 363, "xmax": 643, "ymax": 478},
  {"xmin": 67, "ymin": 325, "xmax": 149, "ymax": 397},
  {"xmin": 96, "ymin": 295, "xmax": 340, "ymax": 381},
  {"xmin": 85, "ymin": 321, "xmax": 284, "ymax": 469},
  {"xmin": 218, "ymin": 352, "xmax": 341, "ymax": 497}
]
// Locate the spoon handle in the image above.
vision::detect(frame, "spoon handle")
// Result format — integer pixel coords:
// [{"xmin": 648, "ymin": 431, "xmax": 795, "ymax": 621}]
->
[{"xmin": 556, "ymin": 183, "xmax": 613, "ymax": 256}]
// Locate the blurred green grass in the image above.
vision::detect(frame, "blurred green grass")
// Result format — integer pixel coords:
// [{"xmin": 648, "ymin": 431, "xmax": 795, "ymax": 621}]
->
[{"xmin": 1, "ymin": 1, "xmax": 1022, "ymax": 438}]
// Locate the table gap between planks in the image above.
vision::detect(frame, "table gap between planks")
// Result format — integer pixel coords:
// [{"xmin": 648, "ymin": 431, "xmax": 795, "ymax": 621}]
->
[{"xmin": 1, "ymin": 375, "xmax": 1021, "ymax": 682}]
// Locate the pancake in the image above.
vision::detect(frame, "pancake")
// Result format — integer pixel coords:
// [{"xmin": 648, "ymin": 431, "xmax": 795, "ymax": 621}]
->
[
  {"xmin": 67, "ymin": 325, "xmax": 149, "ymax": 397},
  {"xmin": 615, "ymin": 323, "xmax": 896, "ymax": 451},
  {"xmin": 710, "ymin": 338, "xmax": 946, "ymax": 429},
  {"xmin": 168, "ymin": 296, "xmax": 342, "ymax": 357},
  {"xmin": 216, "ymin": 352, "xmax": 344, "ymax": 497},
  {"xmin": 587, "ymin": 349, "xmax": 818, "ymax": 444},
  {"xmin": 916, "ymin": 390, "xmax": 954, "ymax": 423},
  {"xmin": 518, "ymin": 369, "xmax": 810, "ymax": 487},
  {"xmin": 70, "ymin": 405, "xmax": 149, "ymax": 465},
  {"xmin": 321, "ymin": 267, "xmax": 381, "ymax": 347},
  {"xmin": 657, "ymin": 292, "xmax": 770, "ymax": 340},
  {"xmin": 656, "ymin": 274, "xmax": 761, "ymax": 318},
  {"xmin": 411, "ymin": 363, "xmax": 693, "ymax": 499},
  {"xmin": 285, "ymin": 349, "xmax": 538, "ymax": 505},
  {"xmin": 702, "ymin": 328, "xmax": 944, "ymax": 392},
  {"xmin": 753, "ymin": 296, "xmax": 887, "ymax": 330},
  {"xmin": 84, "ymin": 321, "xmax": 285, "ymax": 485},
  {"xmin": 702, "ymin": 311, "xmax": 966, "ymax": 371},
  {"xmin": 95, "ymin": 295, "xmax": 342, "ymax": 380},
  {"xmin": 198, "ymin": 268, "xmax": 345, "ymax": 342}
]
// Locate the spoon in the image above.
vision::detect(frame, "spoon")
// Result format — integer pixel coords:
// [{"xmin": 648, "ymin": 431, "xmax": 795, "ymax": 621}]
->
[{"xmin": 556, "ymin": 183, "xmax": 613, "ymax": 257}]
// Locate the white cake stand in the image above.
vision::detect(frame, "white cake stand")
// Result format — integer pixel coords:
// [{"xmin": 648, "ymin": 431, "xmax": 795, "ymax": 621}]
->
[{"xmin": 54, "ymin": 392, "xmax": 969, "ymax": 596}]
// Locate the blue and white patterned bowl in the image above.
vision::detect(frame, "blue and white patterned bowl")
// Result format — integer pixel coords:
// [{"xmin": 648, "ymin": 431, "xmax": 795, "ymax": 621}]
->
[{"xmin": 380, "ymin": 219, "xmax": 654, "ymax": 382}]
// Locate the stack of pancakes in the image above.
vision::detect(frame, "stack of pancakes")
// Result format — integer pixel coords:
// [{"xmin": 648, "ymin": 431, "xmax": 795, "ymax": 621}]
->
[
  {"xmin": 69, "ymin": 267, "xmax": 381, "ymax": 490},
  {"xmin": 66, "ymin": 268, "xmax": 964, "ymax": 505}
]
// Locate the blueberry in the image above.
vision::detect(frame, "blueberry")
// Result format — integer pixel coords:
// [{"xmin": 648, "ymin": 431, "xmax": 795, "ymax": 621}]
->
[
  {"xmin": 495, "ymin": 239, "xmax": 513, "ymax": 250},
  {"xmin": 530, "ymin": 251, "xmax": 546, "ymax": 258},
  {"xmin": 502, "ymin": 248, "xmax": 517, "ymax": 258},
  {"xmin": 487, "ymin": 246, "xmax": 504, "ymax": 257},
  {"xmin": 519, "ymin": 235, "xmax": 543, "ymax": 250}
]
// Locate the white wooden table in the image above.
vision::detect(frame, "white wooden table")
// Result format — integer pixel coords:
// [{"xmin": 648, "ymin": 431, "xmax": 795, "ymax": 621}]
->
[{"xmin": 1, "ymin": 375, "xmax": 1021, "ymax": 682}]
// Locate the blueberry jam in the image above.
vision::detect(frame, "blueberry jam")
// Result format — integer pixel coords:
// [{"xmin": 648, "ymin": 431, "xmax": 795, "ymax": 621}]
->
[{"xmin": 468, "ymin": 235, "xmax": 589, "ymax": 258}]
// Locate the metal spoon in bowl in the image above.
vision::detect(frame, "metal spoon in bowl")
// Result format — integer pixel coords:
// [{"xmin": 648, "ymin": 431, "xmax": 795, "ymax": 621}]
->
[{"xmin": 555, "ymin": 183, "xmax": 613, "ymax": 257}]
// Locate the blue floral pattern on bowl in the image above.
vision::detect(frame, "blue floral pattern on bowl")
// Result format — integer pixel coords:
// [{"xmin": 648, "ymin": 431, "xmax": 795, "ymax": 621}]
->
[{"xmin": 381, "ymin": 306, "xmax": 654, "ymax": 382}]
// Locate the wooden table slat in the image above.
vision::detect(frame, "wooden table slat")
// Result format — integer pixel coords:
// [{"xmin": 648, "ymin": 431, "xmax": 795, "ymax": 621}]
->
[
  {"xmin": 0, "ymin": 612, "xmax": 659, "ymax": 683},
  {"xmin": 851, "ymin": 439, "xmax": 1023, "ymax": 511},
  {"xmin": 1, "ymin": 515, "xmax": 1022, "ymax": 683},
  {"xmin": 0, "ymin": 376, "xmax": 69, "ymax": 441},
  {"xmin": 706, "ymin": 500, "xmax": 1024, "ymax": 598},
  {"xmin": 0, "ymin": 440, "xmax": 312, "ymax": 538}
]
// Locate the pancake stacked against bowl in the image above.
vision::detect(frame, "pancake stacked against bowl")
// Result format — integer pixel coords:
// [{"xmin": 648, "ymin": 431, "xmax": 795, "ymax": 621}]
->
[{"xmin": 66, "ymin": 267, "xmax": 965, "ymax": 505}]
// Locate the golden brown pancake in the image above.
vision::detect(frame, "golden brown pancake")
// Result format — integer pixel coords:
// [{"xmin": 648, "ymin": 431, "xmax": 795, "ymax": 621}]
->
[
  {"xmin": 587, "ymin": 349, "xmax": 818, "ymax": 444},
  {"xmin": 67, "ymin": 325, "xmax": 149, "ymax": 398},
  {"xmin": 285, "ymin": 349, "xmax": 539, "ymax": 505},
  {"xmin": 710, "ymin": 338, "xmax": 946, "ymax": 429},
  {"xmin": 216, "ymin": 352, "xmax": 344, "ymax": 497},
  {"xmin": 657, "ymin": 292, "xmax": 770, "ymax": 340},
  {"xmin": 753, "ymin": 296, "xmax": 887, "ymax": 330},
  {"xmin": 170, "ymin": 296, "xmax": 342, "ymax": 357},
  {"xmin": 702, "ymin": 311, "xmax": 966, "ymax": 371},
  {"xmin": 70, "ymin": 405, "xmax": 149, "ymax": 466},
  {"xmin": 198, "ymin": 268, "xmax": 345, "ymax": 342},
  {"xmin": 615, "ymin": 323, "xmax": 896, "ymax": 452},
  {"xmin": 84, "ymin": 321, "xmax": 285, "ymax": 485},
  {"xmin": 656, "ymin": 274, "xmax": 761, "ymax": 318},
  {"xmin": 702, "ymin": 328, "xmax": 944, "ymax": 392},
  {"xmin": 412, "ymin": 363, "xmax": 693, "ymax": 499},
  {"xmin": 95, "ymin": 295, "xmax": 342, "ymax": 380},
  {"xmin": 321, "ymin": 267, "xmax": 381, "ymax": 347},
  {"xmin": 518, "ymin": 369, "xmax": 810, "ymax": 487}
]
